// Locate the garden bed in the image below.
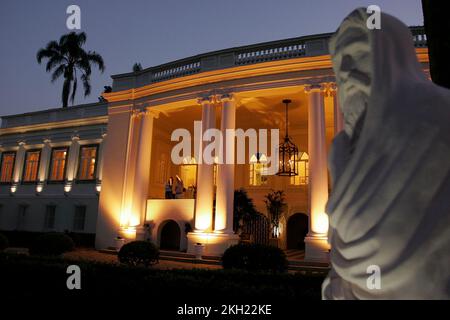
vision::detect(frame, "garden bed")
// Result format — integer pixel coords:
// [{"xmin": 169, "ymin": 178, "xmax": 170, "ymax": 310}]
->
[{"xmin": 0, "ymin": 252, "xmax": 324, "ymax": 300}]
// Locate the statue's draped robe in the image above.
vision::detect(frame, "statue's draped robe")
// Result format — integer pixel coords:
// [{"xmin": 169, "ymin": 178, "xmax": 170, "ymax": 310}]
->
[{"xmin": 323, "ymin": 9, "xmax": 450, "ymax": 299}]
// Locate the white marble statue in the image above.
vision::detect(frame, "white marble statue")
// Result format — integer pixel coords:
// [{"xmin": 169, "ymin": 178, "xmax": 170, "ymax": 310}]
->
[{"xmin": 323, "ymin": 8, "xmax": 450, "ymax": 299}]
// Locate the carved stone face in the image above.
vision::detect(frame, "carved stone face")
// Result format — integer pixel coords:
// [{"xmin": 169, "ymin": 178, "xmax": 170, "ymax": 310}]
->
[{"xmin": 331, "ymin": 27, "xmax": 372, "ymax": 139}]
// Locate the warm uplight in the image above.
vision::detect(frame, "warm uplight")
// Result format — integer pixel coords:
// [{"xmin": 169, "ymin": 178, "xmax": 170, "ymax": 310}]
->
[
  {"xmin": 121, "ymin": 226, "xmax": 137, "ymax": 238},
  {"xmin": 195, "ymin": 212, "xmax": 213, "ymax": 231},
  {"xmin": 96, "ymin": 181, "xmax": 102, "ymax": 192},
  {"xmin": 36, "ymin": 183, "xmax": 44, "ymax": 193},
  {"xmin": 313, "ymin": 212, "xmax": 329, "ymax": 235},
  {"xmin": 64, "ymin": 182, "xmax": 72, "ymax": 193},
  {"xmin": 10, "ymin": 184, "xmax": 18, "ymax": 193}
]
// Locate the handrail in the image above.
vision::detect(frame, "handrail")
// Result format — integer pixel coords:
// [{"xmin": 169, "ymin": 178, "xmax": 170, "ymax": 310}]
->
[{"xmin": 111, "ymin": 26, "xmax": 427, "ymax": 92}]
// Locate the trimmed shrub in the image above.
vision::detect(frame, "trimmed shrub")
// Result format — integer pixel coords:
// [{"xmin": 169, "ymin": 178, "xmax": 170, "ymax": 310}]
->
[
  {"xmin": 0, "ymin": 233, "xmax": 8, "ymax": 251},
  {"xmin": 29, "ymin": 233, "xmax": 75, "ymax": 256},
  {"xmin": 118, "ymin": 241, "xmax": 159, "ymax": 267},
  {"xmin": 222, "ymin": 243, "xmax": 288, "ymax": 273}
]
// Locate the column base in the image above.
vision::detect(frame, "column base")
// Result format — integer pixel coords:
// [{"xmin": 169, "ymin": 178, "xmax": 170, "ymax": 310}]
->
[
  {"xmin": 187, "ymin": 231, "xmax": 240, "ymax": 256},
  {"xmin": 118, "ymin": 226, "xmax": 137, "ymax": 243},
  {"xmin": 304, "ymin": 235, "xmax": 330, "ymax": 263}
]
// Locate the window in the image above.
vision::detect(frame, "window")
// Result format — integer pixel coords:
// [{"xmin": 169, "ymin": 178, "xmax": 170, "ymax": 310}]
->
[
  {"xmin": 44, "ymin": 205, "xmax": 56, "ymax": 230},
  {"xmin": 73, "ymin": 206, "xmax": 86, "ymax": 231},
  {"xmin": 78, "ymin": 145, "xmax": 98, "ymax": 181},
  {"xmin": 22, "ymin": 150, "xmax": 40, "ymax": 182},
  {"xmin": 0, "ymin": 152, "xmax": 16, "ymax": 183},
  {"xmin": 48, "ymin": 148, "xmax": 68, "ymax": 182},
  {"xmin": 17, "ymin": 204, "xmax": 28, "ymax": 230},
  {"xmin": 249, "ymin": 153, "xmax": 268, "ymax": 186},
  {"xmin": 290, "ymin": 152, "xmax": 309, "ymax": 185},
  {"xmin": 156, "ymin": 154, "xmax": 168, "ymax": 184},
  {"xmin": 180, "ymin": 164, "xmax": 197, "ymax": 189}
]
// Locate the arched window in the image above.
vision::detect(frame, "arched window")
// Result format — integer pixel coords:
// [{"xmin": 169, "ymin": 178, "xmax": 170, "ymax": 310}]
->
[
  {"xmin": 249, "ymin": 153, "xmax": 268, "ymax": 186},
  {"xmin": 290, "ymin": 152, "xmax": 309, "ymax": 185},
  {"xmin": 180, "ymin": 156, "xmax": 197, "ymax": 188}
]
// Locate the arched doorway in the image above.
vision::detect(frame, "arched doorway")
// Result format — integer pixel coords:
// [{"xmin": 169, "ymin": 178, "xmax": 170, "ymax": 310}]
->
[
  {"xmin": 286, "ymin": 213, "xmax": 308, "ymax": 250},
  {"xmin": 160, "ymin": 220, "xmax": 181, "ymax": 250}
]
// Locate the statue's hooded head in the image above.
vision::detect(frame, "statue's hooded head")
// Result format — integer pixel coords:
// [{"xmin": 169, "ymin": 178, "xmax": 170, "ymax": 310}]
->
[
  {"xmin": 324, "ymin": 9, "xmax": 450, "ymax": 300},
  {"xmin": 329, "ymin": 8, "xmax": 427, "ymax": 141}
]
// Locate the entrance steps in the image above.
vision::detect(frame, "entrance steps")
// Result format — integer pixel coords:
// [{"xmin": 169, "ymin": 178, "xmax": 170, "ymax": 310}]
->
[
  {"xmin": 159, "ymin": 250, "xmax": 221, "ymax": 265},
  {"xmin": 99, "ymin": 248, "xmax": 329, "ymax": 274}
]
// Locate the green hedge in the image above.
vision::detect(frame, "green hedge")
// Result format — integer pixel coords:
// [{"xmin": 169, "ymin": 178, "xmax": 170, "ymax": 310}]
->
[
  {"xmin": 0, "ymin": 253, "xmax": 324, "ymax": 300},
  {"xmin": 0, "ymin": 230, "xmax": 95, "ymax": 248},
  {"xmin": 118, "ymin": 241, "xmax": 159, "ymax": 267},
  {"xmin": 222, "ymin": 243, "xmax": 288, "ymax": 273},
  {"xmin": 29, "ymin": 233, "xmax": 75, "ymax": 256}
]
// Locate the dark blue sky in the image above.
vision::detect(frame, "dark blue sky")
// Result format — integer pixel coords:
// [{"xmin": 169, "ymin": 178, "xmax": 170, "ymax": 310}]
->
[{"xmin": 0, "ymin": 0, "xmax": 423, "ymax": 116}]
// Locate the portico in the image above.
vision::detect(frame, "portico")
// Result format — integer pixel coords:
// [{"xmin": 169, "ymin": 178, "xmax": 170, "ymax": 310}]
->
[
  {"xmin": 96, "ymin": 83, "xmax": 338, "ymax": 259},
  {"xmin": 94, "ymin": 28, "xmax": 429, "ymax": 261}
]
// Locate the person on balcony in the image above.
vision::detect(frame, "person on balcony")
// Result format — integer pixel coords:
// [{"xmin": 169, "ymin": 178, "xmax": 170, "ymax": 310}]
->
[
  {"xmin": 174, "ymin": 175, "xmax": 185, "ymax": 199},
  {"xmin": 165, "ymin": 177, "xmax": 174, "ymax": 199}
]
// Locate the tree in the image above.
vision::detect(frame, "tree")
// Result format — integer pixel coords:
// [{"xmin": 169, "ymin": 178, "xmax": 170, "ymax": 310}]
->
[
  {"xmin": 37, "ymin": 32, "xmax": 105, "ymax": 108},
  {"xmin": 132, "ymin": 62, "xmax": 143, "ymax": 72},
  {"xmin": 264, "ymin": 190, "xmax": 287, "ymax": 238},
  {"xmin": 422, "ymin": 0, "xmax": 450, "ymax": 89},
  {"xmin": 233, "ymin": 188, "xmax": 260, "ymax": 233}
]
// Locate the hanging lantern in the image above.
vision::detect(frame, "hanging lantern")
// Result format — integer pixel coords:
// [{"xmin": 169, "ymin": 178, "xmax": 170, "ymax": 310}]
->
[{"xmin": 277, "ymin": 99, "xmax": 299, "ymax": 176}]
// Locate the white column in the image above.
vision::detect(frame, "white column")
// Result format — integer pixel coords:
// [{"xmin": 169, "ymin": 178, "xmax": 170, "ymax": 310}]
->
[
  {"xmin": 96, "ymin": 133, "xmax": 107, "ymax": 183},
  {"xmin": 12, "ymin": 141, "xmax": 26, "ymax": 189},
  {"xmin": 120, "ymin": 110, "xmax": 143, "ymax": 229},
  {"xmin": 132, "ymin": 110, "xmax": 156, "ymax": 227},
  {"xmin": 330, "ymin": 83, "xmax": 344, "ymax": 135},
  {"xmin": 215, "ymin": 93, "xmax": 236, "ymax": 234},
  {"xmin": 304, "ymin": 84, "xmax": 330, "ymax": 262},
  {"xmin": 194, "ymin": 96, "xmax": 216, "ymax": 232},
  {"xmin": 66, "ymin": 136, "xmax": 80, "ymax": 182},
  {"xmin": 38, "ymin": 139, "xmax": 52, "ymax": 183}
]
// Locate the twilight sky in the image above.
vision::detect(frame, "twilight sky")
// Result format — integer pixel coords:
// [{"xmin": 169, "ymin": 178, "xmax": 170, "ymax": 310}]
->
[{"xmin": 0, "ymin": 0, "xmax": 423, "ymax": 116}]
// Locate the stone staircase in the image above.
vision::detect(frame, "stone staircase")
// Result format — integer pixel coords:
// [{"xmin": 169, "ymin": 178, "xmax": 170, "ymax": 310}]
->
[{"xmin": 99, "ymin": 248, "xmax": 330, "ymax": 274}]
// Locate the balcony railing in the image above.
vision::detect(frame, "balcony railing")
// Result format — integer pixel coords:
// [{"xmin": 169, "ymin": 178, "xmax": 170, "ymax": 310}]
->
[{"xmin": 111, "ymin": 26, "xmax": 427, "ymax": 92}]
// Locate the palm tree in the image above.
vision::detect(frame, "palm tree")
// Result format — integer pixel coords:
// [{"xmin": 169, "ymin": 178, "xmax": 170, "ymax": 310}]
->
[
  {"xmin": 233, "ymin": 188, "xmax": 260, "ymax": 233},
  {"xmin": 132, "ymin": 62, "xmax": 143, "ymax": 72},
  {"xmin": 37, "ymin": 32, "xmax": 105, "ymax": 108}
]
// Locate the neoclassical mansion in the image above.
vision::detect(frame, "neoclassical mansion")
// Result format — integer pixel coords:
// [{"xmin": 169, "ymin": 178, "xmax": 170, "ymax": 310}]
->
[{"xmin": 0, "ymin": 27, "xmax": 428, "ymax": 261}]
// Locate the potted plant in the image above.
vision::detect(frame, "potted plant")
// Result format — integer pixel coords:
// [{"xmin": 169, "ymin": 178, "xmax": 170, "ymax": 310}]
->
[
  {"xmin": 114, "ymin": 236, "xmax": 125, "ymax": 251},
  {"xmin": 194, "ymin": 242, "xmax": 205, "ymax": 260},
  {"xmin": 264, "ymin": 190, "xmax": 287, "ymax": 247},
  {"xmin": 233, "ymin": 188, "xmax": 260, "ymax": 235}
]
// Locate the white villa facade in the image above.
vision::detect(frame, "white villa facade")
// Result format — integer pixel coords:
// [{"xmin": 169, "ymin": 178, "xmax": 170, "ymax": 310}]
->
[{"xmin": 0, "ymin": 28, "xmax": 428, "ymax": 261}]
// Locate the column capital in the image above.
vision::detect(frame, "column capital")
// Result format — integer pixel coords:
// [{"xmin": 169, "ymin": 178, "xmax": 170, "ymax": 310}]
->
[
  {"xmin": 71, "ymin": 134, "xmax": 80, "ymax": 141},
  {"xmin": 197, "ymin": 95, "xmax": 214, "ymax": 105},
  {"xmin": 216, "ymin": 92, "xmax": 235, "ymax": 103},
  {"xmin": 18, "ymin": 140, "xmax": 26, "ymax": 146},
  {"xmin": 131, "ymin": 108, "xmax": 142, "ymax": 118},
  {"xmin": 143, "ymin": 108, "xmax": 160, "ymax": 119},
  {"xmin": 43, "ymin": 138, "xmax": 52, "ymax": 144},
  {"xmin": 327, "ymin": 83, "xmax": 339, "ymax": 97},
  {"xmin": 304, "ymin": 83, "xmax": 327, "ymax": 95}
]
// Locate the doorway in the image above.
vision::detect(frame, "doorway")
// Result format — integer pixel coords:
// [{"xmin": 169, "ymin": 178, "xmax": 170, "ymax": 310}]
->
[
  {"xmin": 159, "ymin": 220, "xmax": 181, "ymax": 250},
  {"xmin": 286, "ymin": 213, "xmax": 308, "ymax": 250}
]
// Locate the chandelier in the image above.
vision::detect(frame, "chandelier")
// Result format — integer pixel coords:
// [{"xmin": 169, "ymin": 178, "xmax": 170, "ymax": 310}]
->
[{"xmin": 276, "ymin": 99, "xmax": 299, "ymax": 176}]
